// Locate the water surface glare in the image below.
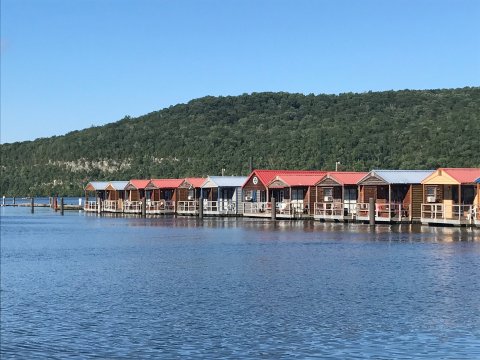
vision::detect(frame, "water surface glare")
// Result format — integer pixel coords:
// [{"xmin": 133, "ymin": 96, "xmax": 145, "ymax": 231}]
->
[{"xmin": 1, "ymin": 207, "xmax": 479, "ymax": 359}]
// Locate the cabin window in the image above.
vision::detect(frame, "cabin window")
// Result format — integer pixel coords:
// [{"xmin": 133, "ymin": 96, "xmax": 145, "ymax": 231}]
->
[
  {"xmin": 188, "ymin": 189, "xmax": 195, "ymax": 200},
  {"xmin": 426, "ymin": 186, "xmax": 436, "ymax": 197},
  {"xmin": 164, "ymin": 190, "xmax": 172, "ymax": 200},
  {"xmin": 323, "ymin": 188, "xmax": 333, "ymax": 197}
]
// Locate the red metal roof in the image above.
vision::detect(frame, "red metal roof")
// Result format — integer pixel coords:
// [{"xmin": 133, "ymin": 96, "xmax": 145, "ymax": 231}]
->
[
  {"xmin": 244, "ymin": 169, "xmax": 326, "ymax": 187},
  {"xmin": 268, "ymin": 174, "xmax": 326, "ymax": 187},
  {"xmin": 184, "ymin": 177, "xmax": 206, "ymax": 188},
  {"xmin": 441, "ymin": 168, "xmax": 480, "ymax": 184},
  {"xmin": 128, "ymin": 179, "xmax": 150, "ymax": 189},
  {"xmin": 319, "ymin": 171, "xmax": 369, "ymax": 185},
  {"xmin": 150, "ymin": 179, "xmax": 184, "ymax": 188}
]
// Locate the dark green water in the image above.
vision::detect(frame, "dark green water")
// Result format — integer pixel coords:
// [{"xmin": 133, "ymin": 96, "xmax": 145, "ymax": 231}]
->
[{"xmin": 1, "ymin": 207, "xmax": 479, "ymax": 359}]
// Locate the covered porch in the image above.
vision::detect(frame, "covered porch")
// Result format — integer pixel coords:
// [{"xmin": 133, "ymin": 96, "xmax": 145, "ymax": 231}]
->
[
  {"xmin": 313, "ymin": 172, "xmax": 366, "ymax": 222},
  {"xmin": 356, "ymin": 170, "xmax": 433, "ymax": 223},
  {"xmin": 201, "ymin": 176, "xmax": 247, "ymax": 216},
  {"xmin": 124, "ymin": 179, "xmax": 150, "ymax": 214},
  {"xmin": 176, "ymin": 178, "xmax": 205, "ymax": 216},
  {"xmin": 421, "ymin": 168, "xmax": 480, "ymax": 226},
  {"xmin": 84, "ymin": 181, "xmax": 109, "ymax": 212},
  {"xmin": 103, "ymin": 181, "xmax": 128, "ymax": 213},
  {"xmin": 144, "ymin": 179, "xmax": 182, "ymax": 215}
]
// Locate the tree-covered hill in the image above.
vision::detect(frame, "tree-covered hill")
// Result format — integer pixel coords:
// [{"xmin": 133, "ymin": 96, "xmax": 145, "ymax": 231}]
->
[{"xmin": 1, "ymin": 87, "xmax": 479, "ymax": 196}]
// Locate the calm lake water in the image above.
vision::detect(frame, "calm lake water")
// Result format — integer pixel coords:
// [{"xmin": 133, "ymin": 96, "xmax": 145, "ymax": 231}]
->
[{"xmin": 1, "ymin": 207, "xmax": 479, "ymax": 359}]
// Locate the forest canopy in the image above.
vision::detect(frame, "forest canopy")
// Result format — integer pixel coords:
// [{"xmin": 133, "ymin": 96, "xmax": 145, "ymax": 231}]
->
[{"xmin": 1, "ymin": 87, "xmax": 479, "ymax": 196}]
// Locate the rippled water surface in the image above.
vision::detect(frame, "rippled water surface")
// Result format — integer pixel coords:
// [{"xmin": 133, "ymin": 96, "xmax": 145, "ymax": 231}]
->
[{"xmin": 1, "ymin": 207, "xmax": 480, "ymax": 359}]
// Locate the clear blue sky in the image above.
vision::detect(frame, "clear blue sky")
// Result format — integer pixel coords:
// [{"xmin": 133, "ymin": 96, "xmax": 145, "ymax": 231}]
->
[{"xmin": 1, "ymin": 0, "xmax": 479, "ymax": 144}]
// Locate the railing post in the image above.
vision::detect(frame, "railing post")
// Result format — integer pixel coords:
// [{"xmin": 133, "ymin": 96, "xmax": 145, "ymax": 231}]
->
[{"xmin": 369, "ymin": 198, "xmax": 375, "ymax": 226}]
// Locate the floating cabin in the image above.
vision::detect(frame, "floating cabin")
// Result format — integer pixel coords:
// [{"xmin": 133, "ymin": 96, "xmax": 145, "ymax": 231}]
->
[
  {"xmin": 266, "ymin": 174, "xmax": 326, "ymax": 218},
  {"xmin": 176, "ymin": 178, "xmax": 206, "ymax": 215},
  {"xmin": 124, "ymin": 179, "xmax": 150, "ymax": 213},
  {"xmin": 241, "ymin": 170, "xmax": 326, "ymax": 217},
  {"xmin": 356, "ymin": 170, "xmax": 434, "ymax": 223},
  {"xmin": 313, "ymin": 172, "xmax": 368, "ymax": 222},
  {"xmin": 420, "ymin": 168, "xmax": 480, "ymax": 226},
  {"xmin": 200, "ymin": 176, "xmax": 247, "ymax": 216},
  {"xmin": 144, "ymin": 179, "xmax": 183, "ymax": 214},
  {"xmin": 103, "ymin": 181, "xmax": 129, "ymax": 212},
  {"xmin": 84, "ymin": 181, "xmax": 109, "ymax": 212}
]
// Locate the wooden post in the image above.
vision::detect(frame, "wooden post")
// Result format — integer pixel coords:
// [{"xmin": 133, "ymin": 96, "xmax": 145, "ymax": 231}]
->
[
  {"xmin": 142, "ymin": 197, "xmax": 146, "ymax": 217},
  {"xmin": 54, "ymin": 197, "xmax": 58, "ymax": 211},
  {"xmin": 199, "ymin": 196, "xmax": 203, "ymax": 219},
  {"xmin": 369, "ymin": 197, "xmax": 375, "ymax": 226},
  {"xmin": 31, "ymin": 197, "xmax": 34, "ymax": 213},
  {"xmin": 271, "ymin": 197, "xmax": 276, "ymax": 221},
  {"xmin": 13, "ymin": 196, "xmax": 16, "ymax": 205},
  {"xmin": 60, "ymin": 197, "xmax": 64, "ymax": 216},
  {"xmin": 2, "ymin": 196, "xmax": 5, "ymax": 206}
]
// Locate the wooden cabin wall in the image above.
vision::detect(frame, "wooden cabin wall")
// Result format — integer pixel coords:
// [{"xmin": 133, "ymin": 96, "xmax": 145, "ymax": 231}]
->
[
  {"xmin": 362, "ymin": 186, "xmax": 377, "ymax": 202},
  {"xmin": 410, "ymin": 184, "xmax": 423, "ymax": 220},
  {"xmin": 317, "ymin": 187, "xmax": 324, "ymax": 200},
  {"xmin": 309, "ymin": 187, "xmax": 317, "ymax": 212},
  {"xmin": 177, "ymin": 188, "xmax": 189, "ymax": 202}
]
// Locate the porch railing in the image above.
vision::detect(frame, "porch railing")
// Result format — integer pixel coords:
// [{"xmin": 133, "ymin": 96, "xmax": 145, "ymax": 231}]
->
[
  {"xmin": 146, "ymin": 200, "xmax": 175, "ymax": 213},
  {"xmin": 204, "ymin": 200, "xmax": 238, "ymax": 214},
  {"xmin": 84, "ymin": 200, "xmax": 97, "ymax": 211},
  {"xmin": 356, "ymin": 203, "xmax": 408, "ymax": 219},
  {"xmin": 124, "ymin": 200, "xmax": 142, "ymax": 213},
  {"xmin": 104, "ymin": 200, "xmax": 121, "ymax": 212},
  {"xmin": 421, "ymin": 204, "xmax": 474, "ymax": 222},
  {"xmin": 314, "ymin": 202, "xmax": 344, "ymax": 217},
  {"xmin": 242, "ymin": 202, "xmax": 271, "ymax": 215},
  {"xmin": 177, "ymin": 201, "xmax": 198, "ymax": 213}
]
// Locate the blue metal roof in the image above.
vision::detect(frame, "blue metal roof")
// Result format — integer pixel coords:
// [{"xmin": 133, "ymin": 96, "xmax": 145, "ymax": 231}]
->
[
  {"xmin": 202, "ymin": 176, "xmax": 248, "ymax": 188},
  {"xmin": 85, "ymin": 181, "xmax": 109, "ymax": 191},
  {"xmin": 107, "ymin": 181, "xmax": 129, "ymax": 190},
  {"xmin": 370, "ymin": 170, "xmax": 434, "ymax": 184},
  {"xmin": 476, "ymin": 177, "xmax": 480, "ymax": 183}
]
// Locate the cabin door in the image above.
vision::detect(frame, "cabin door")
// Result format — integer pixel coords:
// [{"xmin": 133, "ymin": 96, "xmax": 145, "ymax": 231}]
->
[{"xmin": 344, "ymin": 187, "xmax": 358, "ymax": 214}]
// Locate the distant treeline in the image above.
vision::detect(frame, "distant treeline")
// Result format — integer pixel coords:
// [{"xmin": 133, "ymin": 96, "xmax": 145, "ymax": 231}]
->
[{"xmin": 1, "ymin": 87, "xmax": 479, "ymax": 196}]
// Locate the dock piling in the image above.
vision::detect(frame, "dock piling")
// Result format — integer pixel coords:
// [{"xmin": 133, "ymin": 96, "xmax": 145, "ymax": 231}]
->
[
  {"xmin": 13, "ymin": 197, "xmax": 16, "ymax": 205},
  {"xmin": 2, "ymin": 196, "xmax": 5, "ymax": 206},
  {"xmin": 60, "ymin": 197, "xmax": 64, "ymax": 216},
  {"xmin": 271, "ymin": 197, "xmax": 276, "ymax": 221},
  {"xmin": 31, "ymin": 197, "xmax": 34, "ymax": 213},
  {"xmin": 142, "ymin": 197, "xmax": 146, "ymax": 217},
  {"xmin": 199, "ymin": 197, "xmax": 204, "ymax": 219},
  {"xmin": 369, "ymin": 197, "xmax": 375, "ymax": 226}
]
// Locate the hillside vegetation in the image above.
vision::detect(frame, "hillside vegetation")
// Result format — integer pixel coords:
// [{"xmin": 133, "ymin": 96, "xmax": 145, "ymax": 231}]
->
[{"xmin": 1, "ymin": 87, "xmax": 479, "ymax": 196}]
